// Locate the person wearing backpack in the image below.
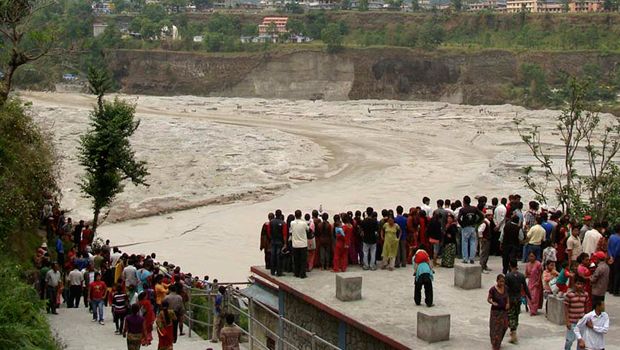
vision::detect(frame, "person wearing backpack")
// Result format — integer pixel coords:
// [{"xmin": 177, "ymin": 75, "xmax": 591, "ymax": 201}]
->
[{"xmin": 457, "ymin": 196, "xmax": 484, "ymax": 264}]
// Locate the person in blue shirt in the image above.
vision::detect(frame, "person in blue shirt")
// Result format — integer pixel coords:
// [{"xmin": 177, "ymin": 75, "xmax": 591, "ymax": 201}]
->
[
  {"xmin": 540, "ymin": 212, "xmax": 554, "ymax": 247},
  {"xmin": 413, "ymin": 249, "xmax": 434, "ymax": 307},
  {"xmin": 609, "ymin": 223, "xmax": 620, "ymax": 296},
  {"xmin": 395, "ymin": 205, "xmax": 408, "ymax": 268},
  {"xmin": 56, "ymin": 235, "xmax": 64, "ymax": 268}
]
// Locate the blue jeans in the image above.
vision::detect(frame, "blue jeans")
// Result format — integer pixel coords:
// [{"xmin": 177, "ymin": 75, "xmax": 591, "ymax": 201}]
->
[
  {"xmin": 461, "ymin": 226, "xmax": 477, "ymax": 262},
  {"xmin": 564, "ymin": 323, "xmax": 576, "ymax": 350},
  {"xmin": 363, "ymin": 242, "xmax": 377, "ymax": 268},
  {"xmin": 91, "ymin": 299, "xmax": 104, "ymax": 321}
]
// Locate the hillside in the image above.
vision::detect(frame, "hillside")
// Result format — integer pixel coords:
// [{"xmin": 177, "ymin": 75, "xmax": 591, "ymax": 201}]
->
[{"xmin": 105, "ymin": 47, "xmax": 620, "ymax": 113}]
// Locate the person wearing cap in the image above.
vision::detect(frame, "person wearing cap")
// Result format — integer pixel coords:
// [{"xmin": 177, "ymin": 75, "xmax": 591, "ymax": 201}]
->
[
  {"xmin": 583, "ymin": 223, "xmax": 604, "ymax": 256},
  {"xmin": 590, "ymin": 251, "xmax": 610, "ymax": 309},
  {"xmin": 478, "ymin": 211, "xmax": 494, "ymax": 273},
  {"xmin": 580, "ymin": 216, "xmax": 593, "ymax": 241}
]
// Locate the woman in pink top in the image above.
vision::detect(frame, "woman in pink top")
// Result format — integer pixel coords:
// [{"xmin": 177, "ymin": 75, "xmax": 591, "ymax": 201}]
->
[{"xmin": 525, "ymin": 251, "xmax": 542, "ymax": 316}]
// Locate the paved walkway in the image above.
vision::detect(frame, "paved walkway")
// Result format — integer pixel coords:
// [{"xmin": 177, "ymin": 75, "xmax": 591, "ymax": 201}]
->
[
  {"xmin": 47, "ymin": 305, "xmax": 220, "ymax": 350},
  {"xmin": 256, "ymin": 256, "xmax": 620, "ymax": 350}
]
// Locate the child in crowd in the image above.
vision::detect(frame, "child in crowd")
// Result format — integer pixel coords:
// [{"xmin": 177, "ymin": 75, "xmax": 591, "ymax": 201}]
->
[
  {"xmin": 555, "ymin": 260, "xmax": 572, "ymax": 297},
  {"xmin": 543, "ymin": 260, "xmax": 559, "ymax": 297},
  {"xmin": 412, "ymin": 248, "xmax": 434, "ymax": 307},
  {"xmin": 542, "ymin": 243, "xmax": 557, "ymax": 267}
]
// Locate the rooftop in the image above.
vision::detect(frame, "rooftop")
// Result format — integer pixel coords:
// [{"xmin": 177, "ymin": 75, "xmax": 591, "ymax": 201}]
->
[{"xmin": 252, "ymin": 256, "xmax": 620, "ymax": 349}]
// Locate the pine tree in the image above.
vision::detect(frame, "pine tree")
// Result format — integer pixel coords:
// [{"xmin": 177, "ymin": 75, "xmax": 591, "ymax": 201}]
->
[{"xmin": 79, "ymin": 68, "xmax": 149, "ymax": 232}]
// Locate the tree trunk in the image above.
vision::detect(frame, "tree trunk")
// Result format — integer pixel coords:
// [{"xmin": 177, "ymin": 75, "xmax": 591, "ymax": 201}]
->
[{"xmin": 92, "ymin": 207, "xmax": 100, "ymax": 236}]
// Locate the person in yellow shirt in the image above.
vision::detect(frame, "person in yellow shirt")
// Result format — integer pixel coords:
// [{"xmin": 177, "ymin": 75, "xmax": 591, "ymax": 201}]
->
[
  {"xmin": 154, "ymin": 274, "xmax": 169, "ymax": 313},
  {"xmin": 526, "ymin": 216, "xmax": 545, "ymax": 262}
]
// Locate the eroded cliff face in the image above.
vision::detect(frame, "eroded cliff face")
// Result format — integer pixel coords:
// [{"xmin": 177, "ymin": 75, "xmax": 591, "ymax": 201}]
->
[{"xmin": 106, "ymin": 48, "xmax": 620, "ymax": 104}]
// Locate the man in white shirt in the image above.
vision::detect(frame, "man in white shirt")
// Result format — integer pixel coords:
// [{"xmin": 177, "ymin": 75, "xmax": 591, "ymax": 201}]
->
[
  {"xmin": 421, "ymin": 196, "xmax": 432, "ymax": 219},
  {"xmin": 122, "ymin": 259, "xmax": 139, "ymax": 289},
  {"xmin": 290, "ymin": 210, "xmax": 309, "ymax": 279},
  {"xmin": 574, "ymin": 299, "xmax": 609, "ymax": 350},
  {"xmin": 494, "ymin": 198, "xmax": 507, "ymax": 234},
  {"xmin": 583, "ymin": 223, "xmax": 603, "ymax": 256},
  {"xmin": 110, "ymin": 247, "xmax": 122, "ymax": 267},
  {"xmin": 67, "ymin": 267, "xmax": 84, "ymax": 308}
]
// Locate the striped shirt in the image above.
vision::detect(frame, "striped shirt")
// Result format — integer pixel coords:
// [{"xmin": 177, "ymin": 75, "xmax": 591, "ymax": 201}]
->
[
  {"xmin": 564, "ymin": 291, "xmax": 587, "ymax": 324},
  {"xmin": 112, "ymin": 292, "xmax": 128, "ymax": 314}
]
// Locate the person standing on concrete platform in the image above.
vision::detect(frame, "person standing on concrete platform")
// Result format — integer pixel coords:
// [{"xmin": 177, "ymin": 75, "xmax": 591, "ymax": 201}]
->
[
  {"xmin": 488, "ymin": 274, "xmax": 509, "ymax": 350},
  {"xmin": 505, "ymin": 259, "xmax": 531, "ymax": 344},
  {"xmin": 457, "ymin": 196, "xmax": 483, "ymax": 264},
  {"xmin": 525, "ymin": 251, "xmax": 543, "ymax": 316},
  {"xmin": 583, "ymin": 223, "xmax": 604, "ymax": 256},
  {"xmin": 590, "ymin": 251, "xmax": 609, "ymax": 309},
  {"xmin": 290, "ymin": 210, "xmax": 309, "ymax": 279},
  {"xmin": 361, "ymin": 207, "xmax": 378, "ymax": 270},
  {"xmin": 260, "ymin": 213, "xmax": 274, "ymax": 270},
  {"xmin": 380, "ymin": 215, "xmax": 401, "ymax": 271},
  {"xmin": 501, "ymin": 216, "xmax": 522, "ymax": 275},
  {"xmin": 573, "ymin": 299, "xmax": 609, "ymax": 350},
  {"xmin": 413, "ymin": 249, "xmax": 434, "ymax": 307},
  {"xmin": 441, "ymin": 214, "xmax": 457, "ymax": 268},
  {"xmin": 609, "ymin": 224, "xmax": 620, "ymax": 296},
  {"xmin": 316, "ymin": 212, "xmax": 333, "ymax": 271},
  {"xmin": 478, "ymin": 211, "xmax": 494, "ymax": 273},
  {"xmin": 395, "ymin": 206, "xmax": 408, "ymax": 268},
  {"xmin": 269, "ymin": 210, "xmax": 287, "ymax": 276},
  {"xmin": 525, "ymin": 216, "xmax": 545, "ymax": 262},
  {"xmin": 564, "ymin": 277, "xmax": 588, "ymax": 350}
]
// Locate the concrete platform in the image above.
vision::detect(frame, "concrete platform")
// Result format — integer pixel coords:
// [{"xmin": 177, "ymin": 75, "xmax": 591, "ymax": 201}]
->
[{"xmin": 251, "ymin": 256, "xmax": 620, "ymax": 350}]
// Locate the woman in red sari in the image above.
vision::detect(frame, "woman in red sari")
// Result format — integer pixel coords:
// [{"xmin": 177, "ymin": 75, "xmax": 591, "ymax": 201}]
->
[
  {"xmin": 156, "ymin": 300, "xmax": 176, "ymax": 350},
  {"xmin": 139, "ymin": 291, "xmax": 156, "ymax": 346}
]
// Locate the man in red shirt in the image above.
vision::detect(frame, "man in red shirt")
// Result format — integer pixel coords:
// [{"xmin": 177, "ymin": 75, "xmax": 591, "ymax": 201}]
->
[{"xmin": 89, "ymin": 272, "xmax": 108, "ymax": 325}]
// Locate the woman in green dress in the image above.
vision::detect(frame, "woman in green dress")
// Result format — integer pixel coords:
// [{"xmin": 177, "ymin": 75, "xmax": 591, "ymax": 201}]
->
[{"xmin": 381, "ymin": 216, "xmax": 401, "ymax": 271}]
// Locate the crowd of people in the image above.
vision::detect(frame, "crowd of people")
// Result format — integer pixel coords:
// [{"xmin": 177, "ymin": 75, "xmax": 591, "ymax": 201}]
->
[
  {"xmin": 35, "ymin": 200, "xmax": 243, "ymax": 350},
  {"xmin": 259, "ymin": 194, "xmax": 618, "ymax": 350}
]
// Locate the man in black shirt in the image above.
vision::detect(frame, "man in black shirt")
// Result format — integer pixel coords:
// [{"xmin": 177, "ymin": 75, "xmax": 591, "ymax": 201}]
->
[
  {"xmin": 501, "ymin": 216, "xmax": 521, "ymax": 274},
  {"xmin": 361, "ymin": 207, "xmax": 379, "ymax": 270},
  {"xmin": 505, "ymin": 259, "xmax": 531, "ymax": 344},
  {"xmin": 269, "ymin": 210, "xmax": 287, "ymax": 276},
  {"xmin": 457, "ymin": 196, "xmax": 484, "ymax": 264}
]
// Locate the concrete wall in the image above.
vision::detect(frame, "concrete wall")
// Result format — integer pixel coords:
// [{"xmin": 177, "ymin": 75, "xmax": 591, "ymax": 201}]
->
[{"xmin": 281, "ymin": 290, "xmax": 394, "ymax": 350}]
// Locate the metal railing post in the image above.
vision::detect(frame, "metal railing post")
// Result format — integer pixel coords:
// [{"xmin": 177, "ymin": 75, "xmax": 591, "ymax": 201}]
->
[
  {"xmin": 188, "ymin": 288, "xmax": 192, "ymax": 338},
  {"xmin": 248, "ymin": 297, "xmax": 254, "ymax": 350},
  {"xmin": 278, "ymin": 315, "xmax": 284, "ymax": 350},
  {"xmin": 311, "ymin": 333, "xmax": 317, "ymax": 350}
]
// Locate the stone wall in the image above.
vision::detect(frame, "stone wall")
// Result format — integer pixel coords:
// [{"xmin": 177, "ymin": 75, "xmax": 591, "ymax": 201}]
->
[{"xmin": 282, "ymin": 290, "xmax": 395, "ymax": 350}]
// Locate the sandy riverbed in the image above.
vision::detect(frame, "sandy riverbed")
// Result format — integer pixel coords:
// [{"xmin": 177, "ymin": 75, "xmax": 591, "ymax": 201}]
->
[{"xmin": 23, "ymin": 91, "xmax": 615, "ymax": 281}]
